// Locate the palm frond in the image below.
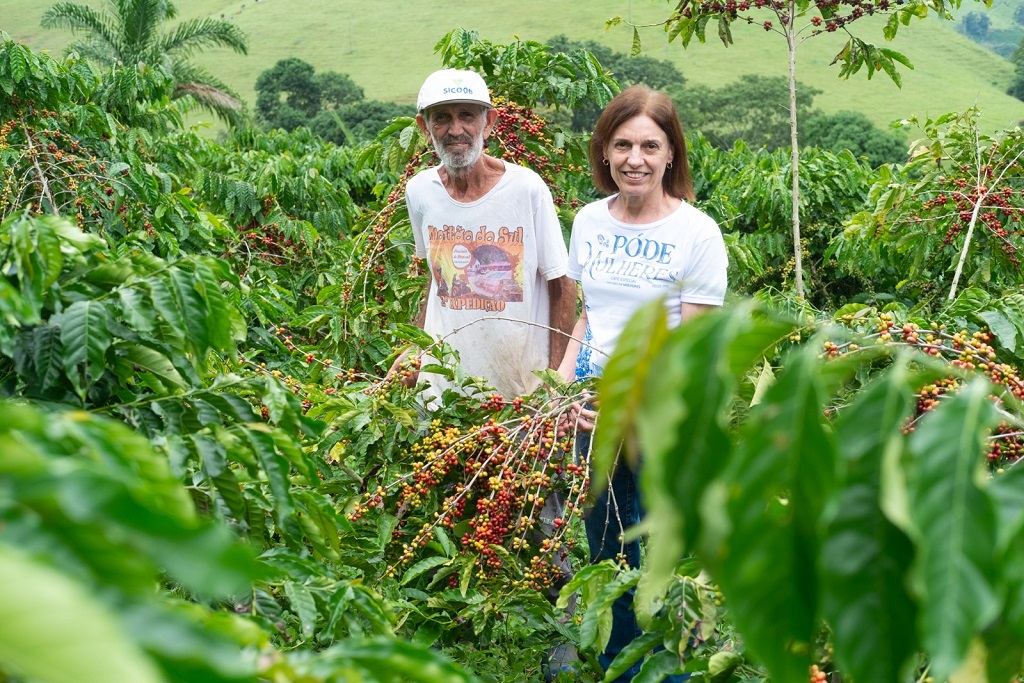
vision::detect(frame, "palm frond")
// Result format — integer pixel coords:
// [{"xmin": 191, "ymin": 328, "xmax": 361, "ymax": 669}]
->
[
  {"xmin": 171, "ymin": 61, "xmax": 244, "ymax": 125},
  {"xmin": 174, "ymin": 82, "xmax": 241, "ymax": 112},
  {"xmin": 158, "ymin": 18, "xmax": 248, "ymax": 59},
  {"xmin": 42, "ymin": 2, "xmax": 122, "ymax": 65},
  {"xmin": 117, "ymin": 0, "xmax": 170, "ymax": 64}
]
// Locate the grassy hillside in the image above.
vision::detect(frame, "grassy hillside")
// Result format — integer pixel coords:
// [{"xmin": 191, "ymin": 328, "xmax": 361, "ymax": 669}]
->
[{"xmin": 3, "ymin": 0, "xmax": 1021, "ymax": 133}]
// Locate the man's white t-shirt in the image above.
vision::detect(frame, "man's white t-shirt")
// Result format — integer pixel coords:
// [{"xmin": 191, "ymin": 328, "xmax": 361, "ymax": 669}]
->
[
  {"xmin": 407, "ymin": 161, "xmax": 568, "ymax": 398},
  {"xmin": 567, "ymin": 196, "xmax": 728, "ymax": 380}
]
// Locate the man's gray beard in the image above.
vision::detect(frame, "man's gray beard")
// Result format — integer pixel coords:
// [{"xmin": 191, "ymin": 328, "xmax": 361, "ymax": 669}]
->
[{"xmin": 431, "ymin": 131, "xmax": 484, "ymax": 176}]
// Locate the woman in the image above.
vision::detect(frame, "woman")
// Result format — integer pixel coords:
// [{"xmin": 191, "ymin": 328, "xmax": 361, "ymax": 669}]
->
[{"xmin": 556, "ymin": 85, "xmax": 728, "ymax": 681}]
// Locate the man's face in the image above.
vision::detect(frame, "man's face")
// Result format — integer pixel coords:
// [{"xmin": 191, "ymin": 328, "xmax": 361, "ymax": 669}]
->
[{"xmin": 418, "ymin": 104, "xmax": 493, "ymax": 173}]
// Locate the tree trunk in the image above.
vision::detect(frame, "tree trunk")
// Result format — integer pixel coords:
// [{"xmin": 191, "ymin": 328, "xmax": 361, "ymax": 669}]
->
[{"xmin": 787, "ymin": 1, "xmax": 804, "ymax": 299}]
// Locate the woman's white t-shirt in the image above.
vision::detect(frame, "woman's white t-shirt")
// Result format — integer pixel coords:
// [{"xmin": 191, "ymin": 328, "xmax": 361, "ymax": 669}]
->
[{"xmin": 567, "ymin": 196, "xmax": 728, "ymax": 380}]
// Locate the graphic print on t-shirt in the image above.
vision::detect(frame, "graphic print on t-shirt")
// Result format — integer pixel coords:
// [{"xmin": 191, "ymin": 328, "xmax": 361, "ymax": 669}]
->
[
  {"xmin": 580, "ymin": 231, "xmax": 681, "ymax": 290},
  {"xmin": 428, "ymin": 223, "xmax": 525, "ymax": 311}
]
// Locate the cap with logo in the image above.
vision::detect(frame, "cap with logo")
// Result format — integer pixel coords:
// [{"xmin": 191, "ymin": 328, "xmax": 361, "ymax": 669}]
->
[{"xmin": 416, "ymin": 69, "xmax": 492, "ymax": 112}]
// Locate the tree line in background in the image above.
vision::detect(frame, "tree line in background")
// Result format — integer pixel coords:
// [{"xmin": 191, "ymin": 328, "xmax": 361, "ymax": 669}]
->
[{"xmin": 252, "ymin": 37, "xmax": 908, "ymax": 165}]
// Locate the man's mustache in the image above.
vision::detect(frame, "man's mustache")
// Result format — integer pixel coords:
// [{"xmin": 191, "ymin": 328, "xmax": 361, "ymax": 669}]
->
[{"xmin": 442, "ymin": 134, "xmax": 474, "ymax": 145}]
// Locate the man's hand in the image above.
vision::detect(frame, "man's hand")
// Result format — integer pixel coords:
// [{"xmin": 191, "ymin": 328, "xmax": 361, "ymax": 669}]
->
[{"xmin": 386, "ymin": 348, "xmax": 421, "ymax": 388}]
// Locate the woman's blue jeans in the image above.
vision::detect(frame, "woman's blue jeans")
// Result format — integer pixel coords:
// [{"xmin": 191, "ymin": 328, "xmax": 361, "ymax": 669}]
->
[{"xmin": 578, "ymin": 431, "xmax": 688, "ymax": 682}]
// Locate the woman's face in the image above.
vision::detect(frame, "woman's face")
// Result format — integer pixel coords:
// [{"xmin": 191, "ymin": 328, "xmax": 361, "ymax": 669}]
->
[{"xmin": 604, "ymin": 114, "xmax": 674, "ymax": 203}]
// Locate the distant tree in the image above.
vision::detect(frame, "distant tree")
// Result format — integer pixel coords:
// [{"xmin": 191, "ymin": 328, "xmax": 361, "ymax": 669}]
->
[
  {"xmin": 1015, "ymin": 5, "xmax": 1024, "ymax": 26},
  {"xmin": 960, "ymin": 11, "xmax": 991, "ymax": 39},
  {"xmin": 801, "ymin": 110, "xmax": 907, "ymax": 167},
  {"xmin": 315, "ymin": 71, "xmax": 364, "ymax": 110},
  {"xmin": 1010, "ymin": 37, "xmax": 1024, "ymax": 101},
  {"xmin": 689, "ymin": 75, "xmax": 820, "ymax": 150},
  {"xmin": 255, "ymin": 57, "xmax": 321, "ymax": 129},
  {"xmin": 309, "ymin": 100, "xmax": 407, "ymax": 145},
  {"xmin": 547, "ymin": 34, "xmax": 685, "ymax": 132},
  {"xmin": 40, "ymin": 0, "xmax": 248, "ymax": 123},
  {"xmin": 254, "ymin": 58, "xmax": 401, "ymax": 144}
]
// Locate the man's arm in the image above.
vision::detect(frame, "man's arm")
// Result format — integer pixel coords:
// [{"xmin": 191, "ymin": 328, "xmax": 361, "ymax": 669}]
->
[
  {"xmin": 547, "ymin": 275, "xmax": 577, "ymax": 370},
  {"xmin": 388, "ymin": 272, "xmax": 432, "ymax": 387}
]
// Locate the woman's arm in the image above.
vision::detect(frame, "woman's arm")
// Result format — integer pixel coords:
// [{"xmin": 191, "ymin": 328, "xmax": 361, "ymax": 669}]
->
[
  {"xmin": 681, "ymin": 301, "xmax": 718, "ymax": 322},
  {"xmin": 556, "ymin": 299, "xmax": 588, "ymax": 383}
]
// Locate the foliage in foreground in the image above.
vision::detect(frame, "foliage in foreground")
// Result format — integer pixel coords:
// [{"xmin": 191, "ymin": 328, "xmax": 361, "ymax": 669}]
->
[{"xmin": 589, "ymin": 298, "xmax": 1024, "ymax": 682}]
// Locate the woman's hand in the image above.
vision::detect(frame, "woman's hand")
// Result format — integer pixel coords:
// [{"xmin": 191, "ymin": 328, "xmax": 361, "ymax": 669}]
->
[{"xmin": 558, "ymin": 391, "xmax": 599, "ymax": 434}]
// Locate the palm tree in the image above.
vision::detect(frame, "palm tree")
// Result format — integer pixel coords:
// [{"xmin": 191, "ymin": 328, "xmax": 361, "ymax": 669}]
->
[{"xmin": 41, "ymin": 0, "xmax": 248, "ymax": 123}]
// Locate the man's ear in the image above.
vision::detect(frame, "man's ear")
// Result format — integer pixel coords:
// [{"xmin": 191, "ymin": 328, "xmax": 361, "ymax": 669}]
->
[
  {"xmin": 483, "ymin": 107, "xmax": 498, "ymax": 137},
  {"xmin": 415, "ymin": 113, "xmax": 428, "ymax": 137}
]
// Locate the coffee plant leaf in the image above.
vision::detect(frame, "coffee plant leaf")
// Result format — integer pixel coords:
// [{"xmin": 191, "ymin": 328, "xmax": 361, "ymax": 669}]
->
[
  {"xmin": 907, "ymin": 378, "xmax": 1001, "ymax": 678},
  {"xmin": 168, "ymin": 267, "xmax": 214, "ymax": 359},
  {"xmin": 284, "ymin": 580, "xmax": 318, "ymax": 639},
  {"xmin": 606, "ymin": 630, "xmax": 662, "ymax": 680},
  {"xmin": 579, "ymin": 565, "xmax": 640, "ymax": 652},
  {"xmin": 708, "ymin": 650, "xmax": 744, "ymax": 681},
  {"xmin": 116, "ymin": 343, "xmax": 187, "ymax": 391},
  {"xmin": 979, "ymin": 620, "xmax": 1024, "ymax": 683},
  {"xmin": 29, "ymin": 324, "xmax": 65, "ymax": 393},
  {"xmin": 632, "ymin": 647, "xmax": 685, "ymax": 682},
  {"xmin": 977, "ymin": 309, "xmax": 1020, "ymax": 358},
  {"xmin": 592, "ymin": 297, "xmax": 668, "ymax": 489},
  {"xmin": 822, "ymin": 360, "xmax": 922, "ymax": 683},
  {"xmin": 707, "ymin": 345, "xmax": 836, "ymax": 682},
  {"xmin": 244, "ymin": 428, "xmax": 301, "ymax": 539},
  {"xmin": 118, "ymin": 601, "xmax": 260, "ymax": 681},
  {"xmin": 306, "ymin": 636, "xmax": 476, "ymax": 682},
  {"xmin": 402, "ymin": 556, "xmax": 453, "ymax": 586},
  {"xmin": 60, "ymin": 299, "xmax": 112, "ymax": 398},
  {"xmin": 636, "ymin": 303, "xmax": 794, "ymax": 611},
  {"xmin": 0, "ymin": 544, "xmax": 164, "ymax": 683}
]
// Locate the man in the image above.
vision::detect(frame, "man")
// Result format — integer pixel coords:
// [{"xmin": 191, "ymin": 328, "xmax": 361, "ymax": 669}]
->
[{"xmin": 401, "ymin": 68, "xmax": 576, "ymax": 400}]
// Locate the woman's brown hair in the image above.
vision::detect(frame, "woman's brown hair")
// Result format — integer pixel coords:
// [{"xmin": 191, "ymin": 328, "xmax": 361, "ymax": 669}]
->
[{"xmin": 589, "ymin": 85, "xmax": 694, "ymax": 202}]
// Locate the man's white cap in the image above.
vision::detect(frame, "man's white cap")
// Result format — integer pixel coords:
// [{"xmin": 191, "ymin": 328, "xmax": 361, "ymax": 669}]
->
[{"xmin": 416, "ymin": 69, "xmax": 492, "ymax": 112}]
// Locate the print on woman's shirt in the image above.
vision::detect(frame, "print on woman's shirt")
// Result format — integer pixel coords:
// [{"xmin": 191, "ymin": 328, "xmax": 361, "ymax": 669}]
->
[
  {"xmin": 582, "ymin": 232, "xmax": 680, "ymax": 289},
  {"xmin": 428, "ymin": 223, "xmax": 525, "ymax": 311}
]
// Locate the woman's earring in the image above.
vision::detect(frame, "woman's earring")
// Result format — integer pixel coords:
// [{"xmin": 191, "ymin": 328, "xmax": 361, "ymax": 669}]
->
[
  {"xmin": 602, "ymin": 158, "xmax": 609, "ymax": 166},
  {"xmin": 667, "ymin": 161, "xmax": 673, "ymax": 169}
]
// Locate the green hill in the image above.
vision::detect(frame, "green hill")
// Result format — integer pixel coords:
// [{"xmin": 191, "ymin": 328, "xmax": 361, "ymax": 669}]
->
[{"xmin": 3, "ymin": 0, "xmax": 1022, "ymax": 133}]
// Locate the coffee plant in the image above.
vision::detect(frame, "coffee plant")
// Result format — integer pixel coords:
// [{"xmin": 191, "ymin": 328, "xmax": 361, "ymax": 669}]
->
[
  {"xmin": 833, "ymin": 107, "xmax": 1024, "ymax": 307},
  {"xmin": 4, "ymin": 20, "xmax": 1024, "ymax": 683}
]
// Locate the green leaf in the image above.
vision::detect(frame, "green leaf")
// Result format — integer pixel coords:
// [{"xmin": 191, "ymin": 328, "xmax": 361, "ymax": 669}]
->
[
  {"xmin": 402, "ymin": 556, "xmax": 452, "ymax": 585},
  {"xmin": 593, "ymin": 298, "xmax": 668, "ymax": 489},
  {"xmin": 822, "ymin": 361, "xmax": 921, "ymax": 683},
  {"xmin": 706, "ymin": 345, "xmax": 835, "ymax": 682},
  {"xmin": 606, "ymin": 631, "xmax": 662, "ymax": 680},
  {"xmin": 61, "ymin": 300, "xmax": 112, "ymax": 398},
  {"xmin": 635, "ymin": 303, "xmax": 793, "ymax": 613},
  {"xmin": 0, "ymin": 544, "xmax": 163, "ymax": 683},
  {"xmin": 245, "ymin": 426, "xmax": 300, "ymax": 539},
  {"xmin": 708, "ymin": 650, "xmax": 744, "ymax": 681},
  {"xmin": 284, "ymin": 580, "xmax": 318, "ymax": 638},
  {"xmin": 579, "ymin": 568, "xmax": 639, "ymax": 652},
  {"xmin": 977, "ymin": 311, "xmax": 1017, "ymax": 356},
  {"xmin": 906, "ymin": 378, "xmax": 1001, "ymax": 679},
  {"xmin": 32, "ymin": 324, "xmax": 64, "ymax": 392},
  {"xmin": 193, "ymin": 259, "xmax": 238, "ymax": 354},
  {"xmin": 169, "ymin": 268, "xmax": 212, "ymax": 360},
  {"xmin": 314, "ymin": 637, "xmax": 474, "ymax": 682},
  {"xmin": 118, "ymin": 343, "xmax": 186, "ymax": 391},
  {"xmin": 459, "ymin": 553, "xmax": 475, "ymax": 598},
  {"xmin": 631, "ymin": 27, "xmax": 642, "ymax": 56}
]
